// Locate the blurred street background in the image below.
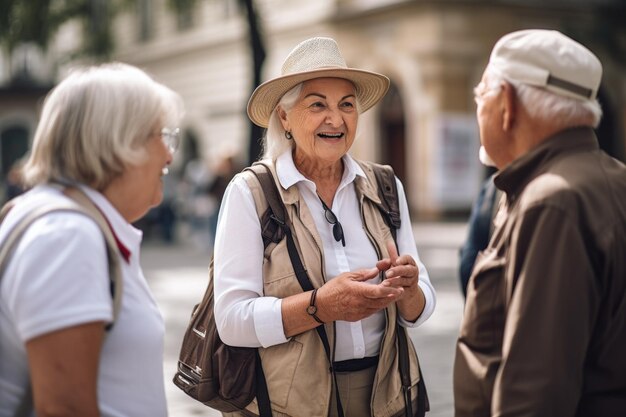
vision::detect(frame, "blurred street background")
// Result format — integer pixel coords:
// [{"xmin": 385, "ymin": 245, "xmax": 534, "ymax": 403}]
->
[
  {"xmin": 1, "ymin": 2, "xmax": 625, "ymax": 416},
  {"xmin": 142, "ymin": 221, "xmax": 467, "ymax": 417}
]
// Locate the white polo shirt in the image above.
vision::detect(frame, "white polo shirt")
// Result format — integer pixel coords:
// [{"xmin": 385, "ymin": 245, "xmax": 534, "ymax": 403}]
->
[{"xmin": 0, "ymin": 184, "xmax": 167, "ymax": 417}]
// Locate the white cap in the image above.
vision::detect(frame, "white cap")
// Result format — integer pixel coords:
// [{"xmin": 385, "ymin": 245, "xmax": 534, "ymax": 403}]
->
[{"xmin": 489, "ymin": 29, "xmax": 602, "ymax": 101}]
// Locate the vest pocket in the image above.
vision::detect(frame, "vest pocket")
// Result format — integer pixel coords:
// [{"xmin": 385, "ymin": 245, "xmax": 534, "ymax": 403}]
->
[
  {"xmin": 259, "ymin": 338, "xmax": 303, "ymax": 408},
  {"xmin": 262, "ymin": 271, "xmax": 305, "ymax": 299}
]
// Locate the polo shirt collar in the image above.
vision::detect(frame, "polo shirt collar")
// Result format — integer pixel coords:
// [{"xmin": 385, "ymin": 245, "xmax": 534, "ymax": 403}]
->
[{"xmin": 77, "ymin": 185, "xmax": 139, "ymax": 263}]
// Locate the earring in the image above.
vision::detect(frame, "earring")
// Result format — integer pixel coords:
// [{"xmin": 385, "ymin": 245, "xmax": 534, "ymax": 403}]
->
[{"xmin": 285, "ymin": 131, "xmax": 293, "ymax": 140}]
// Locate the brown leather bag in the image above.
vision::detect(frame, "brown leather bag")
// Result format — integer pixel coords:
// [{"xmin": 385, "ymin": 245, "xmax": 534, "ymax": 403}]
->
[
  {"xmin": 172, "ymin": 164, "xmax": 277, "ymax": 416},
  {"xmin": 173, "ymin": 258, "xmax": 269, "ymax": 413}
]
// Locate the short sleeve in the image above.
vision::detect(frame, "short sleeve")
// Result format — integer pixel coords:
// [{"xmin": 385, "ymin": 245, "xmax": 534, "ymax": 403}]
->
[{"xmin": 3, "ymin": 212, "xmax": 113, "ymax": 342}]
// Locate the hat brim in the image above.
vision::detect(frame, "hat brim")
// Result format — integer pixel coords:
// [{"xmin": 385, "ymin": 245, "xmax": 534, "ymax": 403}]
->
[{"xmin": 247, "ymin": 67, "xmax": 390, "ymax": 128}]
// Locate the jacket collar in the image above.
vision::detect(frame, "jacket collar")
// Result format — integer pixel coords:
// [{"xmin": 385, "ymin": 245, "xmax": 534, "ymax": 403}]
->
[{"xmin": 494, "ymin": 127, "xmax": 599, "ymax": 200}]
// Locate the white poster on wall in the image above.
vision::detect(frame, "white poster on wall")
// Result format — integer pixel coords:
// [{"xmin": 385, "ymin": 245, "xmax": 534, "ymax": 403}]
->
[{"xmin": 432, "ymin": 113, "xmax": 483, "ymax": 210}]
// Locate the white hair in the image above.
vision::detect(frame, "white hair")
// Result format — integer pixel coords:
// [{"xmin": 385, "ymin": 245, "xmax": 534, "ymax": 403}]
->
[
  {"xmin": 484, "ymin": 65, "xmax": 602, "ymax": 128},
  {"xmin": 262, "ymin": 83, "xmax": 302, "ymax": 160},
  {"xmin": 22, "ymin": 62, "xmax": 184, "ymax": 190}
]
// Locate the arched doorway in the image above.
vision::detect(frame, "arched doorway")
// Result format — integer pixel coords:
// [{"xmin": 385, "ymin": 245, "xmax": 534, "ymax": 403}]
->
[{"xmin": 379, "ymin": 82, "xmax": 407, "ymax": 184}]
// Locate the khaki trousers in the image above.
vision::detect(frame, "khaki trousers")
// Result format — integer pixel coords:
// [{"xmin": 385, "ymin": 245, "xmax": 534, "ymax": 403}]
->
[
  {"xmin": 328, "ymin": 366, "xmax": 376, "ymax": 417},
  {"xmin": 222, "ymin": 366, "xmax": 376, "ymax": 417}
]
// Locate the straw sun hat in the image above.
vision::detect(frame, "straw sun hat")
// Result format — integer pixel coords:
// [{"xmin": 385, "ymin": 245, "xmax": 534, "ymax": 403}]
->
[{"xmin": 247, "ymin": 37, "xmax": 390, "ymax": 128}]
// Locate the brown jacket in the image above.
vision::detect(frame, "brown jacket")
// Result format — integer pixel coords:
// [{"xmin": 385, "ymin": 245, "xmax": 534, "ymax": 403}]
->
[
  {"xmin": 454, "ymin": 128, "xmax": 626, "ymax": 416},
  {"xmin": 240, "ymin": 160, "xmax": 422, "ymax": 417}
]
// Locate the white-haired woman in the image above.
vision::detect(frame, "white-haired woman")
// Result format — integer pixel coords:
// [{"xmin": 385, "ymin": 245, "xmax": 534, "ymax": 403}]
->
[
  {"xmin": 213, "ymin": 37, "xmax": 436, "ymax": 417},
  {"xmin": 0, "ymin": 63, "xmax": 183, "ymax": 416}
]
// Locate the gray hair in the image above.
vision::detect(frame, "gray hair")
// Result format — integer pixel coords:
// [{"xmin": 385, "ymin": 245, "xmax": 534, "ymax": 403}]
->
[
  {"xmin": 484, "ymin": 65, "xmax": 602, "ymax": 128},
  {"xmin": 22, "ymin": 62, "xmax": 184, "ymax": 190},
  {"xmin": 262, "ymin": 83, "xmax": 302, "ymax": 160}
]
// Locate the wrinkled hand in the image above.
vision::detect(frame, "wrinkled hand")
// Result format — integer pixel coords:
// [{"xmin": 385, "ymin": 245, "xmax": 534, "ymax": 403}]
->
[
  {"xmin": 317, "ymin": 267, "xmax": 403, "ymax": 322},
  {"xmin": 377, "ymin": 240, "xmax": 420, "ymax": 299},
  {"xmin": 377, "ymin": 240, "xmax": 424, "ymax": 322}
]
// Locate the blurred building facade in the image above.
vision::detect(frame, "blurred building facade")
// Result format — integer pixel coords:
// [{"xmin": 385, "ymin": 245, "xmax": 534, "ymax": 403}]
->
[{"xmin": 1, "ymin": 0, "xmax": 625, "ymax": 218}]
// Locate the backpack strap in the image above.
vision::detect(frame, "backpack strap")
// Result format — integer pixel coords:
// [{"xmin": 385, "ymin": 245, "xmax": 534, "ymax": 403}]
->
[
  {"xmin": 245, "ymin": 163, "xmax": 346, "ymax": 417},
  {"xmin": 248, "ymin": 164, "xmax": 309, "ymax": 288},
  {"xmin": 63, "ymin": 187, "xmax": 123, "ymax": 324},
  {"xmin": 370, "ymin": 163, "xmax": 402, "ymax": 240},
  {"xmin": 367, "ymin": 163, "xmax": 428, "ymax": 417}
]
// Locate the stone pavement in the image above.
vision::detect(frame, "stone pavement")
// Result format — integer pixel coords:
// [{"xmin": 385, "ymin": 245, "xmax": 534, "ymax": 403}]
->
[{"xmin": 141, "ymin": 221, "xmax": 467, "ymax": 417}]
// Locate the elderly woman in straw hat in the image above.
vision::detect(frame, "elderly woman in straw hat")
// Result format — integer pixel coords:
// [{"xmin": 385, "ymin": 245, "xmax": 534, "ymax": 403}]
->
[{"xmin": 214, "ymin": 37, "xmax": 435, "ymax": 417}]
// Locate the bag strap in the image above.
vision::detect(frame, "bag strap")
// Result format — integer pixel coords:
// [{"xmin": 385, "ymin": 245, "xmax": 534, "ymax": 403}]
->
[
  {"xmin": 0, "ymin": 186, "xmax": 123, "ymax": 417},
  {"xmin": 248, "ymin": 163, "xmax": 345, "ymax": 417},
  {"xmin": 63, "ymin": 186, "xmax": 123, "ymax": 325},
  {"xmin": 371, "ymin": 164, "xmax": 402, "ymax": 240},
  {"xmin": 370, "ymin": 165, "xmax": 428, "ymax": 417},
  {"xmin": 254, "ymin": 350, "xmax": 272, "ymax": 417}
]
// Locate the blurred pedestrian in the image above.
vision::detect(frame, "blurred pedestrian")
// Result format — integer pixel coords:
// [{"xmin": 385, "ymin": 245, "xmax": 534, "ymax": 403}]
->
[
  {"xmin": 182, "ymin": 157, "xmax": 214, "ymax": 250},
  {"xmin": 214, "ymin": 37, "xmax": 435, "ymax": 417},
  {"xmin": 4, "ymin": 158, "xmax": 27, "ymax": 203},
  {"xmin": 0, "ymin": 62, "xmax": 183, "ymax": 416},
  {"xmin": 207, "ymin": 153, "xmax": 239, "ymax": 246},
  {"xmin": 158, "ymin": 171, "xmax": 179, "ymax": 243},
  {"xmin": 457, "ymin": 170, "xmax": 500, "ymax": 298},
  {"xmin": 454, "ymin": 29, "xmax": 626, "ymax": 416}
]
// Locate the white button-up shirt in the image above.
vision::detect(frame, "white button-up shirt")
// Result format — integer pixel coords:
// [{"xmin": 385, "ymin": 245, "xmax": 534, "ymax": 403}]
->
[{"xmin": 214, "ymin": 151, "xmax": 435, "ymax": 362}]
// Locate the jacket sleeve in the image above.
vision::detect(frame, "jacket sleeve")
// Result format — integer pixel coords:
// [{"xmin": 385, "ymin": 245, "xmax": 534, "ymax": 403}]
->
[{"xmin": 492, "ymin": 204, "xmax": 599, "ymax": 417}]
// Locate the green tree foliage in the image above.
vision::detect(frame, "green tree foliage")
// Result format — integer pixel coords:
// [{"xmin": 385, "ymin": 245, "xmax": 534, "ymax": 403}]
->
[
  {"xmin": 0, "ymin": 0, "xmax": 123, "ymax": 59},
  {"xmin": 0, "ymin": 0, "xmax": 56, "ymax": 51},
  {"xmin": 0, "ymin": 0, "xmax": 207, "ymax": 59}
]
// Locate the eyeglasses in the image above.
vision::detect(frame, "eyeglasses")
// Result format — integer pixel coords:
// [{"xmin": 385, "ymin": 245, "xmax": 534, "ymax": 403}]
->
[
  {"xmin": 160, "ymin": 127, "xmax": 180, "ymax": 154},
  {"xmin": 318, "ymin": 195, "xmax": 346, "ymax": 247}
]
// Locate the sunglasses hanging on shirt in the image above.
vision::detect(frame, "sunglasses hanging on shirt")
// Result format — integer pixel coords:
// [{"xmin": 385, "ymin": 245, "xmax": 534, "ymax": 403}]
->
[{"xmin": 317, "ymin": 194, "xmax": 346, "ymax": 247}]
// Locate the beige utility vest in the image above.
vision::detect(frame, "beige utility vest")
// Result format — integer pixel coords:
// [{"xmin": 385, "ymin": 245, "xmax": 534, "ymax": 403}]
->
[{"xmin": 240, "ymin": 160, "xmax": 421, "ymax": 417}]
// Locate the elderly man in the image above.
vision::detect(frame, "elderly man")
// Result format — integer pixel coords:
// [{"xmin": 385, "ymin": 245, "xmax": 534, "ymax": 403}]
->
[{"xmin": 454, "ymin": 29, "xmax": 626, "ymax": 417}]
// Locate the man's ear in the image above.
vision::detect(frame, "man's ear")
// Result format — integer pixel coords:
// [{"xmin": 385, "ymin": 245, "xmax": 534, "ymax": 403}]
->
[{"xmin": 501, "ymin": 82, "xmax": 516, "ymax": 132}]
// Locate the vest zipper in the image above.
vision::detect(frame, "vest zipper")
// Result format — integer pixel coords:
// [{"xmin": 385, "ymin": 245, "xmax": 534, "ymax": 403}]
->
[{"xmin": 359, "ymin": 193, "xmax": 391, "ymax": 409}]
